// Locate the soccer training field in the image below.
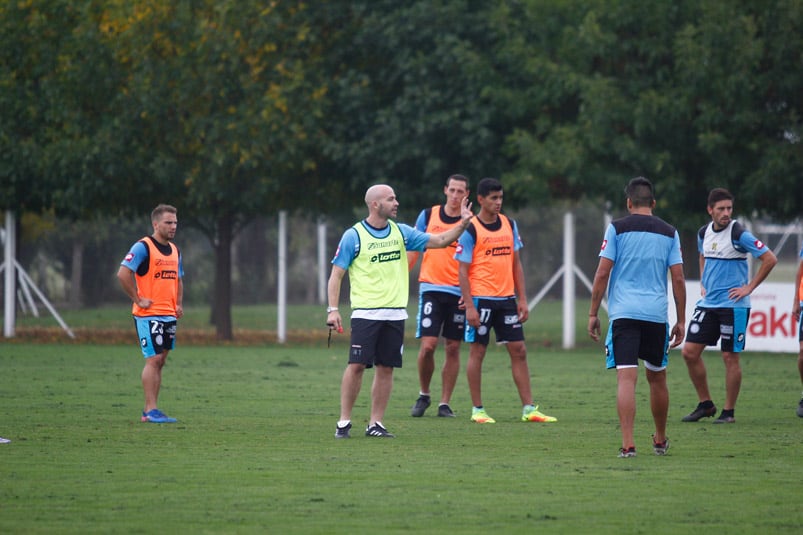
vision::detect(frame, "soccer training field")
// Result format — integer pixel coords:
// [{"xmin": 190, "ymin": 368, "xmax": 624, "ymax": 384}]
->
[{"xmin": 0, "ymin": 341, "xmax": 801, "ymax": 533}]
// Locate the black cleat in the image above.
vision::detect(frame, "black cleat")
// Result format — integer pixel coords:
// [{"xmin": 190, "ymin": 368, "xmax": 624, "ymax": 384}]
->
[
  {"xmin": 410, "ymin": 395, "xmax": 431, "ymax": 417},
  {"xmin": 681, "ymin": 402, "xmax": 717, "ymax": 422},
  {"xmin": 437, "ymin": 404, "xmax": 456, "ymax": 417},
  {"xmin": 365, "ymin": 422, "xmax": 395, "ymax": 438},
  {"xmin": 335, "ymin": 422, "xmax": 352, "ymax": 439},
  {"xmin": 712, "ymin": 410, "xmax": 735, "ymax": 424}
]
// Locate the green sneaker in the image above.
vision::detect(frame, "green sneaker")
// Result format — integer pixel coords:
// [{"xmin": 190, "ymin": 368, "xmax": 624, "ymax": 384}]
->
[
  {"xmin": 470, "ymin": 408, "xmax": 496, "ymax": 424},
  {"xmin": 522, "ymin": 405, "xmax": 557, "ymax": 423}
]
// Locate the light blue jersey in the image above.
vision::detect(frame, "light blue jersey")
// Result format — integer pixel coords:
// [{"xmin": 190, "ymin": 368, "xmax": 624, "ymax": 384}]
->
[
  {"xmin": 600, "ymin": 214, "xmax": 683, "ymax": 323},
  {"xmin": 697, "ymin": 221, "xmax": 769, "ymax": 308}
]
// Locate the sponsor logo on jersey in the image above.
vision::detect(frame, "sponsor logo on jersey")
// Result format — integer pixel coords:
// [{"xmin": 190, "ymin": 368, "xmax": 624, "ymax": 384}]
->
[
  {"xmin": 367, "ymin": 238, "xmax": 400, "ymax": 250},
  {"xmin": 124, "ymin": 252, "xmax": 135, "ymax": 262},
  {"xmin": 371, "ymin": 250, "xmax": 402, "ymax": 263},
  {"xmin": 155, "ymin": 270, "xmax": 178, "ymax": 280},
  {"xmin": 484, "ymin": 246, "xmax": 511, "ymax": 256}
]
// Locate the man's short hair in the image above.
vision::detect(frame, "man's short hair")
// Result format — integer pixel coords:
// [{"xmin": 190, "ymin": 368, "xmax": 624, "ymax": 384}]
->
[
  {"xmin": 707, "ymin": 188, "xmax": 734, "ymax": 207},
  {"xmin": 624, "ymin": 177, "xmax": 654, "ymax": 208},
  {"xmin": 151, "ymin": 204, "xmax": 177, "ymax": 222},
  {"xmin": 477, "ymin": 177, "xmax": 502, "ymax": 197},
  {"xmin": 446, "ymin": 174, "xmax": 469, "ymax": 189}
]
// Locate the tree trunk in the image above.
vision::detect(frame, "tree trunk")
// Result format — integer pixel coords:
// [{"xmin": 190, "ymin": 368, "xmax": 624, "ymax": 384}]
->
[{"xmin": 212, "ymin": 213, "xmax": 234, "ymax": 340}]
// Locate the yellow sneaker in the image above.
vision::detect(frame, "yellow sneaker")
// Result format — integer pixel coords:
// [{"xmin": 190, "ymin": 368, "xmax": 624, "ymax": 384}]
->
[
  {"xmin": 470, "ymin": 408, "xmax": 496, "ymax": 424},
  {"xmin": 522, "ymin": 405, "xmax": 557, "ymax": 423}
]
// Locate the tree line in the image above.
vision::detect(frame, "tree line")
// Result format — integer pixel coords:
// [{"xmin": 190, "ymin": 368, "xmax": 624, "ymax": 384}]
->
[{"xmin": 2, "ymin": 0, "xmax": 800, "ymax": 339}]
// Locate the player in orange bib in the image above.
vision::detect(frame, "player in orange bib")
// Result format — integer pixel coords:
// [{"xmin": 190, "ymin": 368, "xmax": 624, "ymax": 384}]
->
[
  {"xmin": 455, "ymin": 178, "xmax": 556, "ymax": 424},
  {"xmin": 407, "ymin": 174, "xmax": 470, "ymax": 418},
  {"xmin": 118, "ymin": 204, "xmax": 184, "ymax": 424}
]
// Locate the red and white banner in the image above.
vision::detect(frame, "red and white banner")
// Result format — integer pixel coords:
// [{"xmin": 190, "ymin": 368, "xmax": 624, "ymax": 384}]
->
[{"xmin": 669, "ymin": 281, "xmax": 799, "ymax": 353}]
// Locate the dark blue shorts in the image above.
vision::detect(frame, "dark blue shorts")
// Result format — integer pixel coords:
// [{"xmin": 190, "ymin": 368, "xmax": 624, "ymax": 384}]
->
[
  {"xmin": 685, "ymin": 306, "xmax": 750, "ymax": 352},
  {"xmin": 416, "ymin": 291, "xmax": 465, "ymax": 340},
  {"xmin": 604, "ymin": 318, "xmax": 669, "ymax": 371},
  {"xmin": 464, "ymin": 297, "xmax": 524, "ymax": 346},
  {"xmin": 348, "ymin": 318, "xmax": 405, "ymax": 368}
]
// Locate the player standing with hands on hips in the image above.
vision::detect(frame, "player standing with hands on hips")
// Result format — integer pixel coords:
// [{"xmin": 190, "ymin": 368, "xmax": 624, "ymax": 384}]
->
[
  {"xmin": 680, "ymin": 188, "xmax": 776, "ymax": 424},
  {"xmin": 407, "ymin": 174, "xmax": 471, "ymax": 418},
  {"xmin": 588, "ymin": 177, "xmax": 686, "ymax": 457},
  {"xmin": 327, "ymin": 184, "xmax": 474, "ymax": 438},
  {"xmin": 456, "ymin": 177, "xmax": 556, "ymax": 425},
  {"xmin": 117, "ymin": 204, "xmax": 184, "ymax": 424}
]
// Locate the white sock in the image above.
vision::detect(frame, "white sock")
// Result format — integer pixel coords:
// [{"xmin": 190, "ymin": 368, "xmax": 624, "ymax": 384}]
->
[{"xmin": 337, "ymin": 420, "xmax": 350, "ymax": 428}]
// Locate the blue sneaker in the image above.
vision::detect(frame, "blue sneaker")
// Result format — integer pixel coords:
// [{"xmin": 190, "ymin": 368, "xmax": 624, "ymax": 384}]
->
[{"xmin": 141, "ymin": 409, "xmax": 177, "ymax": 423}]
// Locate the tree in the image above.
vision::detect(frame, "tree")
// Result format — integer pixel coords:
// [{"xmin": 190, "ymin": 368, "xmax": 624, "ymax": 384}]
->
[
  {"xmin": 322, "ymin": 1, "xmax": 512, "ymax": 214},
  {"xmin": 496, "ymin": 0, "xmax": 802, "ymax": 229},
  {"xmin": 102, "ymin": 0, "xmax": 340, "ymax": 338}
]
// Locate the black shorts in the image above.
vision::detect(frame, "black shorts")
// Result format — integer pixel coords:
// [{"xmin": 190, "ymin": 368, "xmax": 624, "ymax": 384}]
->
[
  {"xmin": 604, "ymin": 318, "xmax": 669, "ymax": 370},
  {"xmin": 464, "ymin": 297, "xmax": 524, "ymax": 346},
  {"xmin": 685, "ymin": 306, "xmax": 750, "ymax": 352},
  {"xmin": 415, "ymin": 291, "xmax": 465, "ymax": 340},
  {"xmin": 348, "ymin": 318, "xmax": 405, "ymax": 368}
]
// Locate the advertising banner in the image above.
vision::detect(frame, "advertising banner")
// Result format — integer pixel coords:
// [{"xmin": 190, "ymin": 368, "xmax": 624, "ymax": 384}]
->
[{"xmin": 669, "ymin": 281, "xmax": 799, "ymax": 353}]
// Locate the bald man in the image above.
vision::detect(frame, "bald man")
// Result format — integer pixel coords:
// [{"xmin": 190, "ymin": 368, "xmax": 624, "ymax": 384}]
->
[{"xmin": 327, "ymin": 184, "xmax": 473, "ymax": 438}]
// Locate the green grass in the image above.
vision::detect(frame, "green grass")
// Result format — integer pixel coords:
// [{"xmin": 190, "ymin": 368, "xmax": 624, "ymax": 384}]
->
[{"xmin": 1, "ymin": 335, "xmax": 801, "ymax": 533}]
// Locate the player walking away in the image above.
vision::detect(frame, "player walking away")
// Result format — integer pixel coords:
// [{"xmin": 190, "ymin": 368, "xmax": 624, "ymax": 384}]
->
[
  {"xmin": 794, "ymin": 241, "xmax": 803, "ymax": 417},
  {"xmin": 407, "ymin": 174, "xmax": 470, "ymax": 418},
  {"xmin": 681, "ymin": 188, "xmax": 777, "ymax": 424},
  {"xmin": 117, "ymin": 204, "xmax": 184, "ymax": 424},
  {"xmin": 588, "ymin": 177, "xmax": 686, "ymax": 457},
  {"xmin": 327, "ymin": 184, "xmax": 474, "ymax": 438},
  {"xmin": 455, "ymin": 177, "xmax": 556, "ymax": 425}
]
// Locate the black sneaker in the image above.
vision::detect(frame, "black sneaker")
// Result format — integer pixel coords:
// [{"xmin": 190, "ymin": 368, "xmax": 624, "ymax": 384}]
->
[
  {"xmin": 652, "ymin": 435, "xmax": 670, "ymax": 456},
  {"xmin": 410, "ymin": 395, "xmax": 431, "ymax": 417},
  {"xmin": 365, "ymin": 422, "xmax": 395, "ymax": 438},
  {"xmin": 712, "ymin": 410, "xmax": 735, "ymax": 424},
  {"xmin": 335, "ymin": 422, "xmax": 352, "ymax": 439},
  {"xmin": 618, "ymin": 446, "xmax": 637, "ymax": 458},
  {"xmin": 797, "ymin": 398, "xmax": 803, "ymax": 418},
  {"xmin": 681, "ymin": 402, "xmax": 717, "ymax": 422},
  {"xmin": 437, "ymin": 404, "xmax": 456, "ymax": 417}
]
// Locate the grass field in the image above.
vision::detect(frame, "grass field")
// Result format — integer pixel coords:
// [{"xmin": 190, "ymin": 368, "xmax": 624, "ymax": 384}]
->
[{"xmin": 1, "ymin": 319, "xmax": 802, "ymax": 533}]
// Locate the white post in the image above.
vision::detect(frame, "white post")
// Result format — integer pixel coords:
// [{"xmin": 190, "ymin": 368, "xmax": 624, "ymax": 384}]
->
[
  {"xmin": 4, "ymin": 211, "xmax": 16, "ymax": 338},
  {"xmin": 562, "ymin": 212, "xmax": 575, "ymax": 349},
  {"xmin": 277, "ymin": 211, "xmax": 287, "ymax": 344},
  {"xmin": 317, "ymin": 219, "xmax": 327, "ymax": 304}
]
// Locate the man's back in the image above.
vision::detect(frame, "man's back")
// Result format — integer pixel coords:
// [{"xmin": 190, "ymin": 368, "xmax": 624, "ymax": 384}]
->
[{"xmin": 602, "ymin": 214, "xmax": 682, "ymax": 323}]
